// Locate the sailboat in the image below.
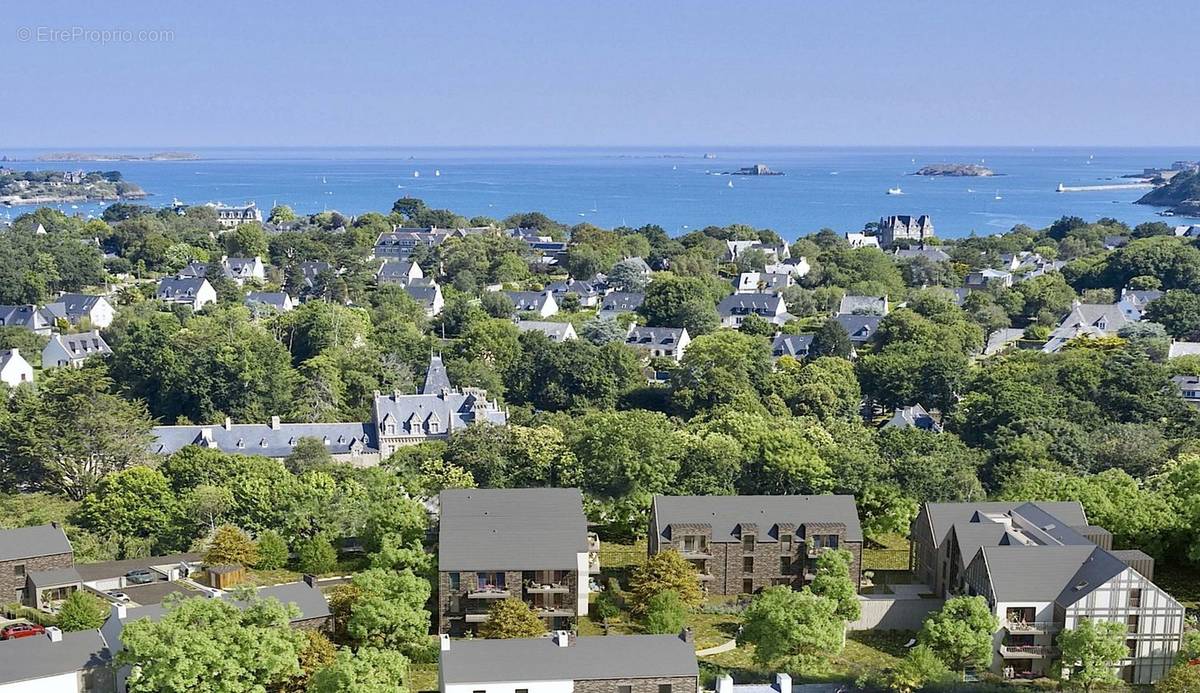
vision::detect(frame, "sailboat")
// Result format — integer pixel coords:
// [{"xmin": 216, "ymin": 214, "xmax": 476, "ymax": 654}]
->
[
  {"xmin": 413, "ymin": 171, "xmax": 420, "ymax": 178},
  {"xmin": 994, "ymin": 191, "xmax": 1003, "ymax": 200},
  {"xmin": 434, "ymin": 170, "xmax": 441, "ymax": 177},
  {"xmin": 727, "ymin": 179, "xmax": 734, "ymax": 188},
  {"xmin": 322, "ymin": 176, "xmax": 327, "ymax": 184},
  {"xmin": 887, "ymin": 187, "xmax": 903, "ymax": 195},
  {"xmin": 591, "ymin": 201, "xmax": 598, "ymax": 212}
]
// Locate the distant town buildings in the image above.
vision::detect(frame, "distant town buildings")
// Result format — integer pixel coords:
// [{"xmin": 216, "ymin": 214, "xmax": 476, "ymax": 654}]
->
[{"xmin": 207, "ymin": 202, "xmax": 262, "ymax": 229}]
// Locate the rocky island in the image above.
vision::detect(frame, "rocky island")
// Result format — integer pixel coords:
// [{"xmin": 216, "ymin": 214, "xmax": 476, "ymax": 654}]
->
[
  {"xmin": 725, "ymin": 163, "xmax": 784, "ymax": 176},
  {"xmin": 0, "ymin": 168, "xmax": 147, "ymax": 206},
  {"xmin": 1136, "ymin": 169, "xmax": 1200, "ymax": 217},
  {"xmin": 913, "ymin": 163, "xmax": 995, "ymax": 177},
  {"xmin": 35, "ymin": 151, "xmax": 199, "ymax": 162}
]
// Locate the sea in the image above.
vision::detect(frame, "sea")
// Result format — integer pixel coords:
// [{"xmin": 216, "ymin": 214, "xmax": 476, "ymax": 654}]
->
[{"xmin": 2, "ymin": 146, "xmax": 1198, "ymax": 239}]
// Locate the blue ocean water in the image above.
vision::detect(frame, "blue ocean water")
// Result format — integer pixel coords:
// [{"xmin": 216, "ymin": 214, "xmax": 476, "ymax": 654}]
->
[{"xmin": 2, "ymin": 146, "xmax": 1198, "ymax": 239}]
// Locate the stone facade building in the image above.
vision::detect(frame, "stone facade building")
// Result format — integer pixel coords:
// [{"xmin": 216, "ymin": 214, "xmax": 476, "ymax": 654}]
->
[
  {"xmin": 878, "ymin": 214, "xmax": 935, "ymax": 248},
  {"xmin": 0, "ymin": 524, "xmax": 73, "ymax": 606},
  {"xmin": 648, "ymin": 495, "xmax": 863, "ymax": 596}
]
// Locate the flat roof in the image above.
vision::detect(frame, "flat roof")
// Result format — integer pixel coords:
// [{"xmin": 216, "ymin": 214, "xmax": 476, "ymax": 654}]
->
[
  {"xmin": 75, "ymin": 552, "xmax": 201, "ymax": 582},
  {"xmin": 440, "ymin": 634, "xmax": 697, "ymax": 684},
  {"xmin": 438, "ymin": 488, "xmax": 588, "ymax": 571}
]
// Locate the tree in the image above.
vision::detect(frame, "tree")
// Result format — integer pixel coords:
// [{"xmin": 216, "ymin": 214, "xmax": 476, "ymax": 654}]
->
[
  {"xmin": 579, "ymin": 317, "xmax": 628, "ymax": 345},
  {"xmin": 888, "ymin": 644, "xmax": 953, "ymax": 693},
  {"xmin": 1058, "ymin": 618, "xmax": 1127, "ymax": 692},
  {"xmin": 268, "ymin": 205, "xmax": 297, "ymax": 224},
  {"xmin": 185, "ymin": 484, "xmax": 234, "ymax": 533},
  {"xmin": 308, "ymin": 647, "xmax": 410, "ymax": 693},
  {"xmin": 917, "ymin": 596, "xmax": 998, "ymax": 676},
  {"xmin": 119, "ymin": 595, "xmax": 304, "ymax": 693},
  {"xmin": 639, "ymin": 274, "xmax": 720, "ymax": 335},
  {"xmin": 1145, "ymin": 289, "xmax": 1200, "ymax": 339},
  {"xmin": 56, "ymin": 590, "xmax": 106, "ymax": 631},
  {"xmin": 204, "ymin": 524, "xmax": 259, "ymax": 567},
  {"xmin": 294, "ymin": 630, "xmax": 337, "ymax": 691},
  {"xmin": 608, "ymin": 258, "xmax": 650, "ymax": 292},
  {"xmin": 359, "ymin": 496, "xmax": 427, "ymax": 554},
  {"xmin": 810, "ymin": 318, "xmax": 852, "ymax": 359},
  {"xmin": 1156, "ymin": 663, "xmax": 1200, "ymax": 693},
  {"xmin": 296, "ymin": 535, "xmax": 338, "ymax": 574},
  {"xmin": 480, "ymin": 291, "xmax": 515, "ymax": 318},
  {"xmin": 738, "ymin": 586, "xmax": 845, "ymax": 674},
  {"xmin": 74, "ymin": 466, "xmax": 179, "ymax": 556},
  {"xmin": 479, "ymin": 598, "xmax": 548, "ymax": 639},
  {"xmin": 628, "ymin": 550, "xmax": 703, "ymax": 616},
  {"xmin": 345, "ymin": 569, "xmax": 432, "ymax": 654},
  {"xmin": 285, "ymin": 437, "xmax": 335, "ymax": 473},
  {"xmin": 809, "ymin": 548, "xmax": 861, "ymax": 621},
  {"xmin": 643, "ymin": 589, "xmax": 688, "ymax": 634},
  {"xmin": 255, "ymin": 530, "xmax": 290, "ymax": 571}
]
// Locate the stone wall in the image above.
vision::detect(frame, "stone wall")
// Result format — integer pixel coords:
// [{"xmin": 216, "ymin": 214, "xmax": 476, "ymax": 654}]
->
[
  {"xmin": 438, "ymin": 568, "xmax": 579, "ymax": 634},
  {"xmin": 0, "ymin": 552, "xmax": 73, "ymax": 605},
  {"xmin": 575, "ymin": 676, "xmax": 698, "ymax": 693}
]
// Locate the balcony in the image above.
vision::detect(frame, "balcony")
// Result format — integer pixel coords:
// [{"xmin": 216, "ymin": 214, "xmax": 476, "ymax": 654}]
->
[
  {"xmin": 807, "ymin": 545, "xmax": 832, "ymax": 558},
  {"xmin": 464, "ymin": 613, "xmax": 491, "ymax": 623},
  {"xmin": 1000, "ymin": 644, "xmax": 1058, "ymax": 659},
  {"xmin": 1004, "ymin": 621, "xmax": 1060, "ymax": 635},
  {"xmin": 467, "ymin": 587, "xmax": 510, "ymax": 599},
  {"xmin": 525, "ymin": 581, "xmax": 570, "ymax": 594},
  {"xmin": 532, "ymin": 605, "xmax": 575, "ymax": 618},
  {"xmin": 680, "ymin": 548, "xmax": 712, "ymax": 559}
]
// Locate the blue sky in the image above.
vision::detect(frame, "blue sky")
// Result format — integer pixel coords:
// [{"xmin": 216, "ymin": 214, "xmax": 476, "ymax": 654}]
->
[{"xmin": 2, "ymin": 1, "xmax": 1197, "ymax": 147}]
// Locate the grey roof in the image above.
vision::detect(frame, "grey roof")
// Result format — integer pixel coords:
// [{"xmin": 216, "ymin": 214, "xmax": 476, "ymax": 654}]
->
[
  {"xmin": 1043, "ymin": 303, "xmax": 1134, "ymax": 352},
  {"xmin": 894, "ymin": 247, "xmax": 951, "ymax": 262},
  {"xmin": 919, "ymin": 501, "xmax": 1088, "ymax": 550},
  {"xmin": 121, "ymin": 580, "xmax": 329, "ymax": 624},
  {"xmin": 625, "ymin": 325, "xmax": 686, "ymax": 347},
  {"xmin": 75, "ymin": 553, "xmax": 201, "ymax": 583},
  {"xmin": 984, "ymin": 328, "xmax": 1025, "ymax": 356},
  {"xmin": 0, "ymin": 524, "xmax": 72, "ymax": 562},
  {"xmin": 838, "ymin": 295, "xmax": 887, "ymax": 316},
  {"xmin": 547, "ymin": 278, "xmax": 603, "ymax": 296},
  {"xmin": 177, "ymin": 261, "xmax": 209, "ymax": 277},
  {"xmin": 0, "ymin": 348, "xmax": 29, "ymax": 371},
  {"xmin": 0, "ymin": 304, "xmax": 55, "ymax": 331},
  {"xmin": 718, "ymin": 293, "xmax": 785, "ymax": 316},
  {"xmin": 977, "ymin": 544, "xmax": 1131, "ymax": 606},
  {"xmin": 46, "ymin": 330, "xmax": 111, "ymax": 361},
  {"xmin": 652, "ymin": 495, "xmax": 863, "ymax": 543},
  {"xmin": 884, "ymin": 404, "xmax": 942, "ymax": 432},
  {"xmin": 438, "ymin": 488, "xmax": 588, "ymax": 571},
  {"xmin": 404, "ymin": 283, "xmax": 441, "ymax": 307},
  {"xmin": 157, "ymin": 276, "xmax": 210, "ymax": 299},
  {"xmin": 504, "ymin": 290, "xmax": 553, "ymax": 311},
  {"xmin": 0, "ymin": 629, "xmax": 111, "ymax": 686},
  {"xmin": 299, "ymin": 261, "xmax": 333, "ymax": 286},
  {"xmin": 377, "ymin": 260, "xmax": 420, "ymax": 278},
  {"xmin": 422, "ymin": 355, "xmax": 452, "ymax": 394},
  {"xmin": 736, "ymin": 272, "xmax": 791, "ymax": 293},
  {"xmin": 517, "ymin": 320, "xmax": 576, "ymax": 340},
  {"xmin": 43, "ymin": 293, "xmax": 107, "ymax": 323},
  {"xmin": 245, "ymin": 292, "xmax": 291, "ymax": 310},
  {"xmin": 1168, "ymin": 341, "xmax": 1200, "ymax": 358},
  {"xmin": 373, "ymin": 387, "xmax": 507, "ymax": 437},
  {"xmin": 150, "ymin": 421, "xmax": 376, "ymax": 457},
  {"xmin": 440, "ymin": 634, "xmax": 697, "ymax": 684},
  {"xmin": 224, "ymin": 257, "xmax": 259, "ymax": 276},
  {"xmin": 771, "ymin": 333, "xmax": 813, "ymax": 358},
  {"xmin": 27, "ymin": 566, "xmax": 82, "ymax": 588},
  {"xmin": 834, "ymin": 314, "xmax": 882, "ymax": 342},
  {"xmin": 599, "ymin": 291, "xmax": 644, "ymax": 313}
]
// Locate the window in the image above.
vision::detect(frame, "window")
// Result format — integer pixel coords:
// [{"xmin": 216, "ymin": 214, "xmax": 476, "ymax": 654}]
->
[
  {"xmin": 474, "ymin": 689, "xmax": 486, "ymax": 693},
  {"xmin": 449, "ymin": 573, "xmax": 460, "ymax": 590},
  {"xmin": 1126, "ymin": 639, "xmax": 1137, "ymax": 658},
  {"xmin": 659, "ymin": 685, "xmax": 673, "ymax": 693},
  {"xmin": 516, "ymin": 689, "xmax": 528, "ymax": 693},
  {"xmin": 780, "ymin": 556, "xmax": 792, "ymax": 575},
  {"xmin": 618, "ymin": 686, "xmax": 632, "ymax": 693},
  {"xmin": 742, "ymin": 578, "xmax": 754, "ymax": 594},
  {"xmin": 682, "ymin": 535, "xmax": 708, "ymax": 554},
  {"xmin": 743, "ymin": 556, "xmax": 754, "ymax": 573},
  {"xmin": 780, "ymin": 534, "xmax": 792, "ymax": 552},
  {"xmin": 13, "ymin": 564, "xmax": 24, "ymax": 578},
  {"xmin": 1127, "ymin": 615, "xmax": 1139, "ymax": 634},
  {"xmin": 743, "ymin": 534, "xmax": 755, "ymax": 552},
  {"xmin": 1129, "ymin": 588, "xmax": 1142, "ymax": 608},
  {"xmin": 828, "ymin": 535, "xmax": 839, "ymax": 550}
]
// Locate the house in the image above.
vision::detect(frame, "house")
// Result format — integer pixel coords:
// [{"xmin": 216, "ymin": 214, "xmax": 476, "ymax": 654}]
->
[
  {"xmin": 298, "ymin": 261, "xmax": 334, "ymax": 290},
  {"xmin": 42, "ymin": 331, "xmax": 112, "ymax": 369},
  {"xmin": 43, "ymin": 294, "xmax": 115, "ymax": 329},
  {"xmin": 438, "ymin": 631, "xmax": 698, "ymax": 693},
  {"xmin": 207, "ymin": 201, "xmax": 262, "ymax": 228},
  {"xmin": 0, "ymin": 523, "xmax": 73, "ymax": 606},
  {"xmin": 717, "ymin": 293, "xmax": 790, "ymax": 328},
  {"xmin": 838, "ymin": 294, "xmax": 888, "ymax": 316},
  {"xmin": 245, "ymin": 292, "xmax": 294, "ymax": 314},
  {"xmin": 894, "ymin": 245, "xmax": 951, "ymax": 263},
  {"xmin": 883, "ymin": 404, "xmax": 942, "ymax": 432},
  {"xmin": 625, "ymin": 325, "xmax": 690, "ymax": 362},
  {"xmin": 878, "ymin": 214, "xmax": 935, "ymax": 249},
  {"xmin": 372, "ymin": 355, "xmax": 507, "ymax": 457},
  {"xmin": 1167, "ymin": 341, "xmax": 1200, "ymax": 359},
  {"xmin": 0, "ymin": 627, "xmax": 114, "ymax": 693},
  {"xmin": 965, "ymin": 268, "xmax": 1014, "ymax": 289},
  {"xmin": 735, "ymin": 271, "xmax": 793, "ymax": 295},
  {"xmin": 1042, "ymin": 303, "xmax": 1133, "ymax": 353},
  {"xmin": 546, "ymin": 278, "xmax": 606, "ymax": 308},
  {"xmin": 504, "ymin": 290, "xmax": 558, "ymax": 318},
  {"xmin": 1172, "ymin": 374, "xmax": 1200, "ymax": 405},
  {"xmin": 156, "ymin": 277, "xmax": 216, "ymax": 311},
  {"xmin": 516, "ymin": 320, "xmax": 578, "ymax": 342},
  {"xmin": 374, "ymin": 229, "xmax": 454, "ymax": 259},
  {"xmin": 1117, "ymin": 289, "xmax": 1163, "ymax": 321},
  {"xmin": 765, "ymin": 256, "xmax": 810, "ymax": 278},
  {"xmin": 845, "ymin": 232, "xmax": 880, "ymax": 249},
  {"xmin": 616, "ymin": 256, "xmax": 654, "ymax": 277},
  {"xmin": 0, "ymin": 348, "xmax": 33, "ymax": 388},
  {"xmin": 436, "ymin": 488, "xmax": 596, "ymax": 635},
  {"xmin": 834, "ymin": 314, "xmax": 882, "ymax": 344},
  {"xmin": 0, "ymin": 304, "xmax": 56, "ymax": 335},
  {"xmin": 771, "ymin": 334, "xmax": 813, "ymax": 359},
  {"xmin": 150, "ymin": 417, "xmax": 379, "ymax": 464},
  {"xmin": 404, "ymin": 282, "xmax": 445, "ymax": 317},
  {"xmin": 222, "ymin": 256, "xmax": 266, "ymax": 285},
  {"xmin": 597, "ymin": 291, "xmax": 645, "ymax": 320},
  {"xmin": 376, "ymin": 259, "xmax": 424, "ymax": 286},
  {"xmin": 648, "ymin": 495, "xmax": 863, "ymax": 596},
  {"xmin": 910, "ymin": 501, "xmax": 1183, "ymax": 684},
  {"xmin": 724, "ymin": 240, "xmax": 787, "ymax": 264}
]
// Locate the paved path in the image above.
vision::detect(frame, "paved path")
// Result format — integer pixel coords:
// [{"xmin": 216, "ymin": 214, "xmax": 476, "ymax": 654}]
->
[{"xmin": 696, "ymin": 638, "xmax": 737, "ymax": 656}]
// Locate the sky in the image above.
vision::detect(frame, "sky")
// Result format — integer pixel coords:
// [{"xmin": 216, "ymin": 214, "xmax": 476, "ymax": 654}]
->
[{"xmin": 2, "ymin": 1, "xmax": 1198, "ymax": 148}]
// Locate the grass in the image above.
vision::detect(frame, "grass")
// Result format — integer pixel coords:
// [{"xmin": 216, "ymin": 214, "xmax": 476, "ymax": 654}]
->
[
  {"xmin": 409, "ymin": 663, "xmax": 438, "ymax": 692},
  {"xmin": 863, "ymin": 532, "xmax": 911, "ymax": 571}
]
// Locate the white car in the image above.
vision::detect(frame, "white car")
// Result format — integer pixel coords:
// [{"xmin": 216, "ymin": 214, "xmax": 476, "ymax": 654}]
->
[{"xmin": 106, "ymin": 591, "xmax": 130, "ymax": 604}]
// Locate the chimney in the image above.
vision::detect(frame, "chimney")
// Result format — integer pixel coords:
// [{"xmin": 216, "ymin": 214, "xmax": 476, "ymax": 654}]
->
[
  {"xmin": 716, "ymin": 675, "xmax": 734, "ymax": 693},
  {"xmin": 46, "ymin": 626, "xmax": 63, "ymax": 643},
  {"xmin": 270, "ymin": 416, "xmax": 281, "ymax": 431},
  {"xmin": 553, "ymin": 630, "xmax": 571, "ymax": 647},
  {"xmin": 440, "ymin": 633, "xmax": 451, "ymax": 651},
  {"xmin": 679, "ymin": 627, "xmax": 693, "ymax": 644},
  {"xmin": 774, "ymin": 673, "xmax": 792, "ymax": 693},
  {"xmin": 223, "ymin": 417, "xmax": 232, "ymax": 431},
  {"xmin": 112, "ymin": 603, "xmax": 127, "ymax": 620},
  {"xmin": 302, "ymin": 573, "xmax": 316, "ymax": 588},
  {"xmin": 8, "ymin": 348, "xmax": 17, "ymax": 357},
  {"xmin": 50, "ymin": 521, "xmax": 59, "ymax": 529}
]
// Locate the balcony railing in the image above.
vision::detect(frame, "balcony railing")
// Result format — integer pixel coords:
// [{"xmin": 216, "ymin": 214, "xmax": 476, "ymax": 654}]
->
[
  {"xmin": 466, "ymin": 586, "xmax": 510, "ymax": 599},
  {"xmin": 1004, "ymin": 620, "xmax": 1060, "ymax": 635},
  {"xmin": 525, "ymin": 581, "xmax": 570, "ymax": 594},
  {"xmin": 1000, "ymin": 644, "xmax": 1058, "ymax": 659},
  {"xmin": 532, "ymin": 605, "xmax": 575, "ymax": 618}
]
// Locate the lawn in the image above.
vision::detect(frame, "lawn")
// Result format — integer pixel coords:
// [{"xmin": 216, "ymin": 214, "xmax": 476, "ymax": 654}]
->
[{"xmin": 409, "ymin": 663, "xmax": 439, "ymax": 692}]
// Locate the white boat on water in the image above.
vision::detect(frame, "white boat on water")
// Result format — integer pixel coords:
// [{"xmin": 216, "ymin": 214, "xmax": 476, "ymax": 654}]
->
[
  {"xmin": 887, "ymin": 187, "xmax": 903, "ymax": 195},
  {"xmin": 727, "ymin": 180, "xmax": 734, "ymax": 188},
  {"xmin": 434, "ymin": 170, "xmax": 440, "ymax": 177},
  {"xmin": 413, "ymin": 171, "xmax": 420, "ymax": 178},
  {"xmin": 994, "ymin": 191, "xmax": 1003, "ymax": 200}
]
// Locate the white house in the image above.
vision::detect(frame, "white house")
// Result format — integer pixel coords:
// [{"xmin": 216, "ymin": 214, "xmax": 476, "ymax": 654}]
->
[
  {"xmin": 43, "ymin": 294, "xmax": 115, "ymax": 329},
  {"xmin": 765, "ymin": 256, "xmax": 810, "ymax": 278},
  {"xmin": 0, "ymin": 348, "xmax": 33, "ymax": 388},
  {"xmin": 42, "ymin": 331, "xmax": 112, "ymax": 369},
  {"xmin": 505, "ymin": 290, "xmax": 559, "ymax": 318},
  {"xmin": 0, "ymin": 627, "xmax": 114, "ymax": 693},
  {"xmin": 222, "ymin": 256, "xmax": 266, "ymax": 285},
  {"xmin": 405, "ymin": 283, "xmax": 445, "ymax": 318},
  {"xmin": 845, "ymin": 232, "xmax": 880, "ymax": 249},
  {"xmin": 376, "ymin": 260, "xmax": 424, "ymax": 286},
  {"xmin": 515, "ymin": 320, "xmax": 578, "ymax": 342},
  {"xmin": 157, "ymin": 277, "xmax": 216, "ymax": 311},
  {"xmin": 245, "ymin": 292, "xmax": 295, "ymax": 314},
  {"xmin": 624, "ymin": 325, "xmax": 690, "ymax": 362},
  {"xmin": 735, "ymin": 272, "xmax": 793, "ymax": 295},
  {"xmin": 716, "ymin": 293, "xmax": 790, "ymax": 328}
]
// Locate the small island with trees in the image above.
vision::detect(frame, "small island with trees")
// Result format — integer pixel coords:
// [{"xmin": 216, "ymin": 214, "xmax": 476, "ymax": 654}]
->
[
  {"xmin": 34, "ymin": 151, "xmax": 199, "ymax": 162},
  {"xmin": 0, "ymin": 168, "xmax": 147, "ymax": 206},
  {"xmin": 913, "ymin": 163, "xmax": 995, "ymax": 177},
  {"xmin": 1137, "ymin": 168, "xmax": 1200, "ymax": 217}
]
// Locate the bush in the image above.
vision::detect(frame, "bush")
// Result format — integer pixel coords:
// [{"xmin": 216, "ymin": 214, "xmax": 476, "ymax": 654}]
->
[
  {"xmin": 643, "ymin": 590, "xmax": 688, "ymax": 634},
  {"xmin": 296, "ymin": 535, "xmax": 338, "ymax": 574},
  {"xmin": 254, "ymin": 530, "xmax": 289, "ymax": 571},
  {"xmin": 56, "ymin": 591, "xmax": 107, "ymax": 631}
]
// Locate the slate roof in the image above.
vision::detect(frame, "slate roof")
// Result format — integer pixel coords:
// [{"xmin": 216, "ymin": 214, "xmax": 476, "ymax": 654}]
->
[
  {"xmin": 547, "ymin": 278, "xmax": 604, "ymax": 297},
  {"xmin": 245, "ymin": 292, "xmax": 291, "ymax": 311},
  {"xmin": 440, "ymin": 634, "xmax": 698, "ymax": 684},
  {"xmin": 919, "ymin": 501, "xmax": 1088, "ymax": 550},
  {"xmin": 651, "ymin": 495, "xmax": 863, "ymax": 544},
  {"xmin": 977, "ymin": 544, "xmax": 1132, "ymax": 606},
  {"xmin": 834, "ymin": 314, "xmax": 882, "ymax": 343},
  {"xmin": 717, "ymin": 293, "xmax": 786, "ymax": 317},
  {"xmin": 1043, "ymin": 303, "xmax": 1134, "ymax": 352},
  {"xmin": 0, "ymin": 304, "xmax": 55, "ymax": 331},
  {"xmin": 504, "ymin": 290, "xmax": 554, "ymax": 312},
  {"xmin": 376, "ymin": 260, "xmax": 420, "ymax": 279},
  {"xmin": 373, "ymin": 388, "xmax": 507, "ymax": 436},
  {"xmin": 625, "ymin": 325, "xmax": 686, "ymax": 347},
  {"xmin": 517, "ymin": 320, "xmax": 577, "ymax": 341},
  {"xmin": 43, "ymin": 294, "xmax": 107, "ymax": 323},
  {"xmin": 0, "ymin": 524, "xmax": 72, "ymax": 562},
  {"xmin": 736, "ymin": 272, "xmax": 791, "ymax": 294},
  {"xmin": 150, "ymin": 421, "xmax": 377, "ymax": 457},
  {"xmin": 838, "ymin": 295, "xmax": 887, "ymax": 316},
  {"xmin": 0, "ymin": 629, "xmax": 111, "ymax": 687},
  {"xmin": 1169, "ymin": 341, "xmax": 1200, "ymax": 358},
  {"xmin": 438, "ymin": 488, "xmax": 589, "ymax": 571},
  {"xmin": 599, "ymin": 291, "xmax": 644, "ymax": 314},
  {"xmin": 27, "ymin": 566, "xmax": 82, "ymax": 588},
  {"xmin": 121, "ymin": 581, "xmax": 330, "ymax": 624},
  {"xmin": 0, "ymin": 348, "xmax": 30, "ymax": 372},
  {"xmin": 771, "ymin": 333, "xmax": 813, "ymax": 358},
  {"xmin": 422, "ymin": 355, "xmax": 452, "ymax": 394},
  {"xmin": 157, "ymin": 276, "xmax": 210, "ymax": 300},
  {"xmin": 404, "ymin": 283, "xmax": 442, "ymax": 308},
  {"xmin": 224, "ymin": 257, "xmax": 260, "ymax": 278},
  {"xmin": 46, "ymin": 330, "xmax": 111, "ymax": 361},
  {"xmin": 177, "ymin": 261, "xmax": 209, "ymax": 278},
  {"xmin": 884, "ymin": 404, "xmax": 942, "ymax": 432},
  {"xmin": 299, "ymin": 261, "xmax": 333, "ymax": 287}
]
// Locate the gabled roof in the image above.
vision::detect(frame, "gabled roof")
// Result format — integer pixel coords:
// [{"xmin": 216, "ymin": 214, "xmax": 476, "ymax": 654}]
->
[
  {"xmin": 46, "ymin": 330, "xmax": 111, "ymax": 360},
  {"xmin": 625, "ymin": 325, "xmax": 687, "ymax": 346},
  {"xmin": 517, "ymin": 320, "xmax": 577, "ymax": 341},
  {"xmin": 771, "ymin": 333, "xmax": 813, "ymax": 357},
  {"xmin": 157, "ymin": 276, "xmax": 211, "ymax": 297},
  {"xmin": 150, "ymin": 422, "xmax": 376, "ymax": 457},
  {"xmin": 884, "ymin": 404, "xmax": 941, "ymax": 432},
  {"xmin": 834, "ymin": 314, "xmax": 882, "ymax": 342},
  {"xmin": 376, "ymin": 260, "xmax": 420, "ymax": 278},
  {"xmin": 245, "ymin": 292, "xmax": 291, "ymax": 310},
  {"xmin": 0, "ymin": 524, "xmax": 72, "ymax": 562},
  {"xmin": 894, "ymin": 246, "xmax": 950, "ymax": 262},
  {"xmin": 438, "ymin": 488, "xmax": 588, "ymax": 571},
  {"xmin": 440, "ymin": 634, "xmax": 697, "ymax": 684},
  {"xmin": 119, "ymin": 581, "xmax": 330, "ymax": 624},
  {"xmin": 404, "ymin": 283, "xmax": 442, "ymax": 306},
  {"xmin": 0, "ymin": 629, "xmax": 111, "ymax": 686},
  {"xmin": 976, "ymin": 544, "xmax": 1131, "ymax": 606},
  {"xmin": 838, "ymin": 295, "xmax": 887, "ymax": 316},
  {"xmin": 600, "ymin": 291, "xmax": 645, "ymax": 312},
  {"xmin": 919, "ymin": 501, "xmax": 1088, "ymax": 551},
  {"xmin": 651, "ymin": 495, "xmax": 862, "ymax": 543},
  {"xmin": 0, "ymin": 304, "xmax": 55, "ymax": 330},
  {"xmin": 43, "ymin": 293, "xmax": 107, "ymax": 322},
  {"xmin": 717, "ymin": 293, "xmax": 785, "ymax": 316},
  {"xmin": 504, "ymin": 290, "xmax": 553, "ymax": 311}
]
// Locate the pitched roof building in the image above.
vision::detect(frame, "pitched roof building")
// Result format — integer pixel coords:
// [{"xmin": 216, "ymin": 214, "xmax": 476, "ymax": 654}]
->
[
  {"xmin": 156, "ymin": 277, "xmax": 216, "ymax": 311},
  {"xmin": 771, "ymin": 333, "xmax": 813, "ymax": 359},
  {"xmin": 42, "ymin": 330, "xmax": 112, "ymax": 369},
  {"xmin": 43, "ymin": 293, "xmax": 115, "ymax": 329},
  {"xmin": 516, "ymin": 320, "xmax": 578, "ymax": 342},
  {"xmin": 0, "ymin": 347, "xmax": 33, "ymax": 388},
  {"xmin": 625, "ymin": 325, "xmax": 690, "ymax": 362},
  {"xmin": 598, "ymin": 291, "xmax": 645, "ymax": 319},
  {"xmin": 0, "ymin": 304, "xmax": 56, "ymax": 335},
  {"xmin": 717, "ymin": 293, "xmax": 790, "ymax": 328},
  {"xmin": 1042, "ymin": 303, "xmax": 1134, "ymax": 353},
  {"xmin": 838, "ymin": 294, "xmax": 889, "ymax": 316}
]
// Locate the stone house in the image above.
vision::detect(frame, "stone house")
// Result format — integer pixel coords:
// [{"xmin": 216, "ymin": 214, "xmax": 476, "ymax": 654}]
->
[
  {"xmin": 878, "ymin": 215, "xmax": 935, "ymax": 249},
  {"xmin": 0, "ymin": 524, "xmax": 74, "ymax": 606}
]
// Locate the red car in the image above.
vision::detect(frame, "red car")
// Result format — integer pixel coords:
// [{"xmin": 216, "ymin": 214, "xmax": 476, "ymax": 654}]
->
[{"xmin": 0, "ymin": 623, "xmax": 46, "ymax": 640}]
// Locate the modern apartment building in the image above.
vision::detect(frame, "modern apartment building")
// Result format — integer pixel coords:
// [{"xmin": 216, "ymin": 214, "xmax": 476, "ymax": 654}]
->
[
  {"xmin": 437, "ymin": 488, "xmax": 598, "ymax": 636},
  {"xmin": 911, "ymin": 501, "xmax": 1183, "ymax": 684},
  {"xmin": 648, "ymin": 495, "xmax": 863, "ymax": 596}
]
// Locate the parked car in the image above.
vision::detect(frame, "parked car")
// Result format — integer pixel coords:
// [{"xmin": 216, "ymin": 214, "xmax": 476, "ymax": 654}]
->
[
  {"xmin": 0, "ymin": 623, "xmax": 46, "ymax": 640},
  {"xmin": 106, "ymin": 591, "xmax": 130, "ymax": 603},
  {"xmin": 125, "ymin": 569, "xmax": 154, "ymax": 584}
]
